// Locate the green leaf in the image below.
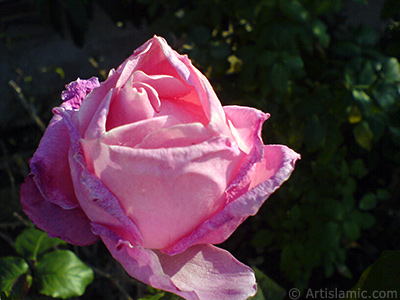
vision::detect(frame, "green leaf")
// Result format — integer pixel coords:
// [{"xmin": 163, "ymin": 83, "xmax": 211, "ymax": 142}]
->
[
  {"xmin": 312, "ymin": 19, "xmax": 330, "ymax": 48},
  {"xmin": 279, "ymin": 0, "xmax": 309, "ymax": 22},
  {"xmin": 347, "ymin": 251, "xmax": 400, "ymax": 299},
  {"xmin": 343, "ymin": 220, "xmax": 360, "ymax": 241},
  {"xmin": 305, "ymin": 114, "xmax": 327, "ymax": 152},
  {"xmin": 324, "ymin": 199, "xmax": 345, "ymax": 221},
  {"xmin": 372, "ymin": 84, "xmax": 399, "ymax": 110},
  {"xmin": 317, "ymin": 124, "xmax": 343, "ymax": 164},
  {"xmin": 358, "ymin": 60, "xmax": 375, "ymax": 86},
  {"xmin": 251, "ymin": 267, "xmax": 286, "ymax": 300},
  {"xmin": 0, "ymin": 256, "xmax": 29, "ymax": 292},
  {"xmin": 6, "ymin": 273, "xmax": 32, "ymax": 300},
  {"xmin": 282, "ymin": 54, "xmax": 304, "ymax": 70},
  {"xmin": 381, "ymin": 57, "xmax": 400, "ymax": 83},
  {"xmin": 35, "ymin": 250, "xmax": 94, "ymax": 299},
  {"xmin": 15, "ymin": 228, "xmax": 67, "ymax": 261},
  {"xmin": 352, "ymin": 89, "xmax": 370, "ymax": 104},
  {"xmin": 138, "ymin": 292, "xmax": 165, "ymax": 300},
  {"xmin": 359, "ymin": 193, "xmax": 377, "ymax": 211},
  {"xmin": 353, "ymin": 121, "xmax": 373, "ymax": 150},
  {"xmin": 270, "ymin": 63, "xmax": 289, "ymax": 94},
  {"xmin": 349, "ymin": 159, "xmax": 368, "ymax": 178}
]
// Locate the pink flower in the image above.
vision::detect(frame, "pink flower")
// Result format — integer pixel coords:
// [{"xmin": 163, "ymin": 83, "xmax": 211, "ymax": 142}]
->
[{"xmin": 20, "ymin": 36, "xmax": 300, "ymax": 300}]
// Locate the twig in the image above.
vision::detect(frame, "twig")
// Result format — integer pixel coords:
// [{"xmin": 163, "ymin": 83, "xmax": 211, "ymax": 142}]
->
[
  {"xmin": 13, "ymin": 212, "xmax": 32, "ymax": 227},
  {"xmin": 0, "ymin": 221, "xmax": 21, "ymax": 229},
  {"xmin": 0, "ymin": 231, "xmax": 15, "ymax": 248},
  {"xmin": 8, "ymin": 79, "xmax": 46, "ymax": 133}
]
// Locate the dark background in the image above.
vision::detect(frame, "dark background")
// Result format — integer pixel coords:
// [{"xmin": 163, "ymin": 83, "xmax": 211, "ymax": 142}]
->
[{"xmin": 1, "ymin": 0, "xmax": 399, "ymax": 299}]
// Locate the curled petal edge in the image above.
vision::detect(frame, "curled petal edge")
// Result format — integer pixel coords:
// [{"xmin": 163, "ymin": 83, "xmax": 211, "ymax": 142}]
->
[{"xmin": 164, "ymin": 144, "xmax": 300, "ymax": 255}]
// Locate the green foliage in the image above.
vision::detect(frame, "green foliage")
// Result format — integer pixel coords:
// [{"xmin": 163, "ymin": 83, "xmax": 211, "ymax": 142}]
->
[
  {"xmin": 251, "ymin": 267, "xmax": 286, "ymax": 300},
  {"xmin": 2, "ymin": 0, "xmax": 400, "ymax": 298},
  {"xmin": 346, "ymin": 251, "xmax": 400, "ymax": 299},
  {"xmin": 0, "ymin": 257, "xmax": 29, "ymax": 293},
  {"xmin": 137, "ymin": 0, "xmax": 400, "ymax": 291},
  {"xmin": 15, "ymin": 228, "xmax": 67, "ymax": 261},
  {"xmin": 35, "ymin": 250, "xmax": 94, "ymax": 299},
  {"xmin": 0, "ymin": 229, "xmax": 93, "ymax": 299}
]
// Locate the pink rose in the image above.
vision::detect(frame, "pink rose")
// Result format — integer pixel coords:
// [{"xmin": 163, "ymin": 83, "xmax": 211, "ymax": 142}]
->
[{"xmin": 20, "ymin": 36, "xmax": 300, "ymax": 300}]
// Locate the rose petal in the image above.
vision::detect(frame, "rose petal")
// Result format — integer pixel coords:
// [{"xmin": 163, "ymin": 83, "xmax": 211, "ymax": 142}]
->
[
  {"xmin": 165, "ymin": 145, "xmax": 300, "ymax": 254},
  {"xmin": 20, "ymin": 175, "xmax": 98, "ymax": 246},
  {"xmin": 29, "ymin": 114, "xmax": 78, "ymax": 209},
  {"xmin": 133, "ymin": 37, "xmax": 192, "ymax": 82},
  {"xmin": 132, "ymin": 71, "xmax": 193, "ymax": 100},
  {"xmin": 134, "ymin": 37, "xmax": 232, "ymax": 137},
  {"xmin": 84, "ymin": 89, "xmax": 115, "ymax": 139},
  {"xmin": 54, "ymin": 107, "xmax": 144, "ymax": 245},
  {"xmin": 223, "ymin": 106, "xmax": 268, "ymax": 203},
  {"xmin": 223, "ymin": 106, "xmax": 269, "ymax": 154},
  {"xmin": 80, "ymin": 36, "xmax": 232, "ymax": 139},
  {"xmin": 101, "ymin": 115, "xmax": 180, "ymax": 148},
  {"xmin": 78, "ymin": 71, "xmax": 121, "ymax": 136},
  {"xmin": 131, "ymin": 71, "xmax": 208, "ymax": 124},
  {"xmin": 106, "ymin": 79, "xmax": 159, "ymax": 130},
  {"xmin": 156, "ymin": 100, "xmax": 207, "ymax": 125},
  {"xmin": 157, "ymin": 244, "xmax": 257, "ymax": 300},
  {"xmin": 135, "ymin": 123, "xmax": 212, "ymax": 149},
  {"xmin": 249, "ymin": 145, "xmax": 300, "ymax": 188},
  {"xmin": 77, "ymin": 55, "xmax": 146, "ymax": 136},
  {"xmin": 102, "ymin": 236, "xmax": 256, "ymax": 300},
  {"xmin": 81, "ymin": 136, "xmax": 243, "ymax": 250},
  {"xmin": 61, "ymin": 77, "xmax": 100, "ymax": 110},
  {"xmin": 102, "ymin": 236, "xmax": 198, "ymax": 300}
]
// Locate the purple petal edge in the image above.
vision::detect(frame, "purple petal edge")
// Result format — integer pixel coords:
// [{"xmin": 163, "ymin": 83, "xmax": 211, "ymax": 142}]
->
[
  {"xmin": 53, "ymin": 107, "xmax": 144, "ymax": 245},
  {"xmin": 164, "ymin": 145, "xmax": 300, "ymax": 255},
  {"xmin": 20, "ymin": 175, "xmax": 98, "ymax": 246},
  {"xmin": 61, "ymin": 77, "xmax": 100, "ymax": 110}
]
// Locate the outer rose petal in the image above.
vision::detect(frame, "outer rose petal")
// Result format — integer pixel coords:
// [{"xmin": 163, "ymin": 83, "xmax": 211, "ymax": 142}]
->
[
  {"xmin": 80, "ymin": 136, "xmax": 243, "ymax": 250},
  {"xmin": 20, "ymin": 77, "xmax": 101, "ymax": 245},
  {"xmin": 28, "ymin": 114, "xmax": 78, "ymax": 209},
  {"xmin": 157, "ymin": 245, "xmax": 257, "ymax": 300},
  {"xmin": 54, "ymin": 107, "xmax": 144, "ymax": 245},
  {"xmin": 165, "ymin": 144, "xmax": 300, "ymax": 255},
  {"xmin": 20, "ymin": 175, "xmax": 98, "ymax": 245},
  {"xmin": 102, "ymin": 236, "xmax": 256, "ymax": 300}
]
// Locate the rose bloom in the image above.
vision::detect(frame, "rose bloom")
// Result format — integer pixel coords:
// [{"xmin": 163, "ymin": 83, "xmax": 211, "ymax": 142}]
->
[{"xmin": 20, "ymin": 36, "xmax": 300, "ymax": 300}]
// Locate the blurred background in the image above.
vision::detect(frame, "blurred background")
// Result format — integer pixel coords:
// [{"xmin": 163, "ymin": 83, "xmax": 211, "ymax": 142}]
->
[{"xmin": 1, "ymin": 0, "xmax": 399, "ymax": 299}]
